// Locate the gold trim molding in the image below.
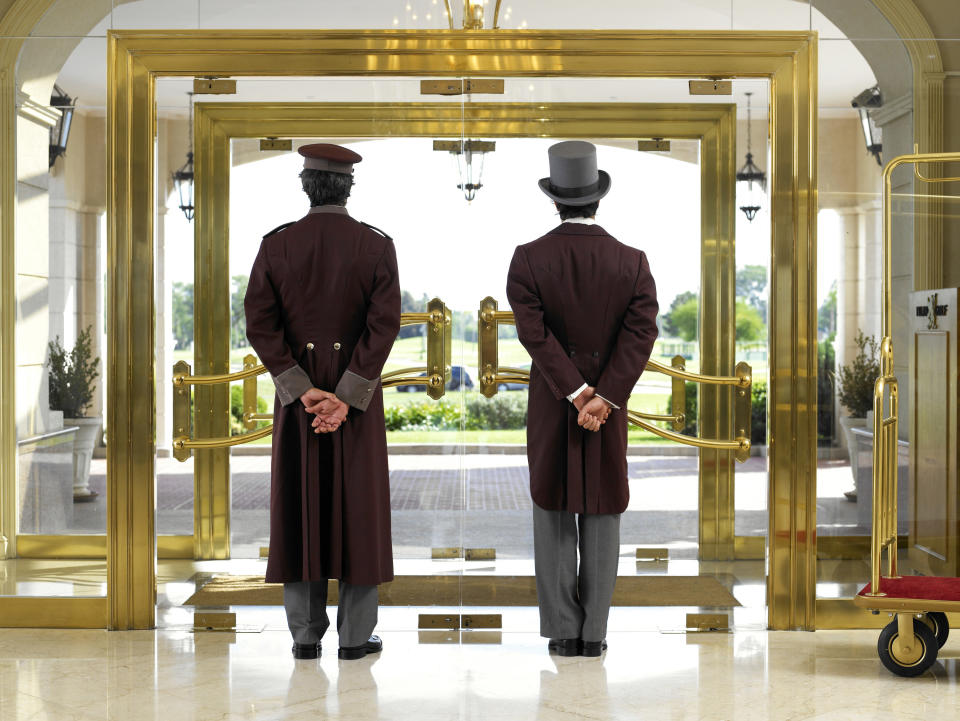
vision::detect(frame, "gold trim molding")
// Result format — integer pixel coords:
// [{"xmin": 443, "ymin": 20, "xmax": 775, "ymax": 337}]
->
[
  {"xmin": 0, "ymin": 64, "xmax": 13, "ymax": 563},
  {"xmin": 871, "ymin": 0, "xmax": 944, "ymax": 290},
  {"xmin": 0, "ymin": 597, "xmax": 107, "ymax": 629},
  {"xmin": 16, "ymin": 534, "xmax": 194, "ymax": 560}
]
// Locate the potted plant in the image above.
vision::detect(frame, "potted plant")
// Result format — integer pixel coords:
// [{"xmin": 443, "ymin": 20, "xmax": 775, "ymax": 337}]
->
[
  {"xmin": 836, "ymin": 330, "xmax": 880, "ymax": 497},
  {"xmin": 48, "ymin": 326, "xmax": 101, "ymax": 502}
]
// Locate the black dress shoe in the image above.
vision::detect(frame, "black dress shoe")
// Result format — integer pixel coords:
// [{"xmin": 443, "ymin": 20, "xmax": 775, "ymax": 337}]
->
[
  {"xmin": 580, "ymin": 640, "xmax": 608, "ymax": 657},
  {"xmin": 292, "ymin": 642, "xmax": 321, "ymax": 659},
  {"xmin": 547, "ymin": 638, "xmax": 579, "ymax": 657},
  {"xmin": 338, "ymin": 635, "xmax": 383, "ymax": 660}
]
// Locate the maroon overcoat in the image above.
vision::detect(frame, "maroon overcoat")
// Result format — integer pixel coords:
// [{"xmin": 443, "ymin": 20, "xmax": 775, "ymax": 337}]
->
[
  {"xmin": 506, "ymin": 222, "xmax": 659, "ymax": 515},
  {"xmin": 244, "ymin": 205, "xmax": 401, "ymax": 585}
]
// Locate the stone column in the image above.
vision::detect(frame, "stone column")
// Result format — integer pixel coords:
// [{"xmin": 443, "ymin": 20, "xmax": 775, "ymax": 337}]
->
[
  {"xmin": 14, "ymin": 91, "xmax": 60, "ymax": 440},
  {"xmin": 873, "ymin": 94, "xmax": 915, "ymax": 441}
]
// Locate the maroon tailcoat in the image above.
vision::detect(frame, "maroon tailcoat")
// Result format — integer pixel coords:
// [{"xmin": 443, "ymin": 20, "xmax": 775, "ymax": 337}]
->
[
  {"xmin": 506, "ymin": 222, "xmax": 659, "ymax": 515},
  {"xmin": 244, "ymin": 206, "xmax": 401, "ymax": 585}
]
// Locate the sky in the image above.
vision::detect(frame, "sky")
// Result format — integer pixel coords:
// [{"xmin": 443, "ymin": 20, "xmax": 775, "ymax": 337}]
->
[{"xmin": 165, "ymin": 137, "xmax": 806, "ymax": 314}]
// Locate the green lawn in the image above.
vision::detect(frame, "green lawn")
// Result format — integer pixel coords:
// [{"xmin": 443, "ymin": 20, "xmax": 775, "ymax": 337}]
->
[{"xmin": 386, "ymin": 429, "xmax": 672, "ymax": 444}]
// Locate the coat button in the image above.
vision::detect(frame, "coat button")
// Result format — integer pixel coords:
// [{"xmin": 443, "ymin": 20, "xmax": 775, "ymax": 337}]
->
[
  {"xmin": 570, "ymin": 350, "xmax": 576, "ymax": 357},
  {"xmin": 306, "ymin": 342, "xmax": 314, "ymax": 350},
  {"xmin": 592, "ymin": 351, "xmax": 599, "ymax": 358},
  {"xmin": 334, "ymin": 342, "xmax": 341, "ymax": 350}
]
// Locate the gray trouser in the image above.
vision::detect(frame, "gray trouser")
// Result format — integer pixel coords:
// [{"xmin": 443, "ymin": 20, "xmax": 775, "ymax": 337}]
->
[
  {"xmin": 533, "ymin": 504, "xmax": 621, "ymax": 643},
  {"xmin": 283, "ymin": 580, "xmax": 378, "ymax": 648}
]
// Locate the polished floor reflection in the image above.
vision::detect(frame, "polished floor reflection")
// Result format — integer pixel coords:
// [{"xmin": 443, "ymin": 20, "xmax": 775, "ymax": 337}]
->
[
  {"xmin": 0, "ymin": 559, "xmax": 106, "ymax": 597},
  {"xmin": 2, "ymin": 624, "xmax": 958, "ymax": 720}
]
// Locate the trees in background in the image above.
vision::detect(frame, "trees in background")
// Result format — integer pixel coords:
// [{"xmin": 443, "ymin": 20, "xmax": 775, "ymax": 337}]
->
[
  {"xmin": 172, "ymin": 282, "xmax": 194, "ymax": 350},
  {"xmin": 663, "ymin": 292, "xmax": 698, "ymax": 341},
  {"xmin": 171, "ymin": 281, "xmax": 450, "ymax": 350},
  {"xmin": 230, "ymin": 275, "xmax": 249, "ymax": 349},
  {"xmin": 660, "ymin": 265, "xmax": 769, "ymax": 343},
  {"xmin": 736, "ymin": 264, "xmax": 768, "ymax": 320}
]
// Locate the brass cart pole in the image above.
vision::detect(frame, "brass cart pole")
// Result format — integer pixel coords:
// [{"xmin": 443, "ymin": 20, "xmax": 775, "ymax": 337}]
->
[{"xmin": 868, "ymin": 150, "xmax": 960, "ymax": 597}]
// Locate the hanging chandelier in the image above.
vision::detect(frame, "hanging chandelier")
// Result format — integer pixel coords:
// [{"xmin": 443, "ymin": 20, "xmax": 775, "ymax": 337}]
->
[
  {"xmin": 172, "ymin": 91, "xmax": 195, "ymax": 222},
  {"xmin": 444, "ymin": 0, "xmax": 510, "ymax": 29},
  {"xmin": 735, "ymin": 92, "xmax": 767, "ymax": 222}
]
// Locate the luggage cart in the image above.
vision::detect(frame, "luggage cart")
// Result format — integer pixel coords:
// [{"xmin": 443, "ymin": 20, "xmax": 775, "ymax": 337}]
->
[{"xmin": 853, "ymin": 149, "xmax": 960, "ymax": 677}]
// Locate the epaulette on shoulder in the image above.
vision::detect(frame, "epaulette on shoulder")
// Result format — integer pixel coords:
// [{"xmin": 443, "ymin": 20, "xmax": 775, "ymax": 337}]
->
[
  {"xmin": 360, "ymin": 221, "xmax": 393, "ymax": 241},
  {"xmin": 263, "ymin": 221, "xmax": 296, "ymax": 239}
]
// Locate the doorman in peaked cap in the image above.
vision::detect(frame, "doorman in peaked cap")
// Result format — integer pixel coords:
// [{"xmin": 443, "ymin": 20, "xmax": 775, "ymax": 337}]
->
[
  {"xmin": 244, "ymin": 143, "xmax": 401, "ymax": 661},
  {"xmin": 507, "ymin": 140, "xmax": 659, "ymax": 658}
]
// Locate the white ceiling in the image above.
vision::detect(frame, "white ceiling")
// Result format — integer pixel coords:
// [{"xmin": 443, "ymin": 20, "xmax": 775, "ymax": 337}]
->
[{"xmin": 42, "ymin": 0, "xmax": 876, "ymax": 119}]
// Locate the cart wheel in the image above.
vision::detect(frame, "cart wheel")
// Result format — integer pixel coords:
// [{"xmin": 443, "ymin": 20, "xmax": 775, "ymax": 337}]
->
[
  {"xmin": 878, "ymin": 618, "xmax": 938, "ymax": 677},
  {"xmin": 924, "ymin": 612, "xmax": 950, "ymax": 649}
]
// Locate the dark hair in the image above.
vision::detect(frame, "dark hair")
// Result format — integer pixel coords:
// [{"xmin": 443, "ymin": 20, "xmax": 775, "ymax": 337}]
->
[
  {"xmin": 300, "ymin": 168, "xmax": 354, "ymax": 207},
  {"xmin": 555, "ymin": 200, "xmax": 599, "ymax": 220}
]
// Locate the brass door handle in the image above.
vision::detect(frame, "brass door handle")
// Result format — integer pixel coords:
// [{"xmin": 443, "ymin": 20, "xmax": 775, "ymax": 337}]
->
[{"xmin": 173, "ymin": 301, "xmax": 453, "ymax": 461}]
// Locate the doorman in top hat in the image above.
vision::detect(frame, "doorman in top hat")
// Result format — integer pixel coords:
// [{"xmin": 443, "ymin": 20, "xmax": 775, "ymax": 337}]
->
[
  {"xmin": 506, "ymin": 140, "xmax": 659, "ymax": 657},
  {"xmin": 244, "ymin": 143, "xmax": 401, "ymax": 661}
]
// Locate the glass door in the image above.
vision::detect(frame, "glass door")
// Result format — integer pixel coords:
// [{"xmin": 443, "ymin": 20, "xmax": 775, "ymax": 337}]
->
[
  {"xmin": 160, "ymin": 75, "xmax": 768, "ymax": 635},
  {"xmin": 1, "ymin": 37, "xmax": 110, "ymax": 625}
]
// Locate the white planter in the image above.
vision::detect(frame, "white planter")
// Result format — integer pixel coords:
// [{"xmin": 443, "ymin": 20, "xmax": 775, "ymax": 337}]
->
[
  {"xmin": 838, "ymin": 415, "xmax": 867, "ymax": 489},
  {"xmin": 63, "ymin": 417, "xmax": 101, "ymax": 502}
]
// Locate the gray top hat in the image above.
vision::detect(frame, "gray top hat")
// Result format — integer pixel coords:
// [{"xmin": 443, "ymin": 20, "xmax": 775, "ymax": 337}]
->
[{"xmin": 538, "ymin": 140, "xmax": 611, "ymax": 206}]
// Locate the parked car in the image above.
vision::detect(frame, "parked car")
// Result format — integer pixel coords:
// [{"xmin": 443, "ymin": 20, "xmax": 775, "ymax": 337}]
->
[{"xmin": 396, "ymin": 365, "xmax": 474, "ymax": 392}]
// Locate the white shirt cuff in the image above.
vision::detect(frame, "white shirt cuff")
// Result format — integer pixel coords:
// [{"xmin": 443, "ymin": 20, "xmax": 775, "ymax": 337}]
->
[
  {"xmin": 567, "ymin": 383, "xmax": 588, "ymax": 404},
  {"xmin": 595, "ymin": 393, "xmax": 620, "ymax": 410}
]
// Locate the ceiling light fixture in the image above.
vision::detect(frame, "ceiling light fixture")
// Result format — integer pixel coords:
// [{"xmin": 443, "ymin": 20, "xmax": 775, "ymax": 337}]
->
[
  {"xmin": 172, "ymin": 91, "xmax": 195, "ymax": 222},
  {"xmin": 48, "ymin": 84, "xmax": 76, "ymax": 169},
  {"xmin": 851, "ymin": 85, "xmax": 883, "ymax": 166},
  {"xmin": 735, "ymin": 91, "xmax": 766, "ymax": 222}
]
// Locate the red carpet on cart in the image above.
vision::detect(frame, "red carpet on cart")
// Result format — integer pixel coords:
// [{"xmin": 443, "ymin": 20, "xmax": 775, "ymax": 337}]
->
[{"xmin": 858, "ymin": 576, "xmax": 960, "ymax": 601}]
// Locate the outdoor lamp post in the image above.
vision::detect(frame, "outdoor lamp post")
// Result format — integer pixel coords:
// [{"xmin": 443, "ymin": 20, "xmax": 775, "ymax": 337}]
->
[
  {"xmin": 172, "ymin": 92, "xmax": 195, "ymax": 221},
  {"xmin": 48, "ymin": 85, "xmax": 76, "ymax": 169},
  {"xmin": 736, "ymin": 91, "xmax": 767, "ymax": 222},
  {"xmin": 851, "ymin": 85, "xmax": 883, "ymax": 166}
]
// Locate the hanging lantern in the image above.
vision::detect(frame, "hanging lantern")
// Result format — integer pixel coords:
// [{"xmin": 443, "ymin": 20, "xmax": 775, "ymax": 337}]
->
[
  {"xmin": 172, "ymin": 92, "xmax": 195, "ymax": 221},
  {"xmin": 736, "ymin": 92, "xmax": 767, "ymax": 222},
  {"xmin": 48, "ymin": 85, "xmax": 76, "ymax": 169},
  {"xmin": 851, "ymin": 85, "xmax": 883, "ymax": 166},
  {"xmin": 433, "ymin": 139, "xmax": 496, "ymax": 202}
]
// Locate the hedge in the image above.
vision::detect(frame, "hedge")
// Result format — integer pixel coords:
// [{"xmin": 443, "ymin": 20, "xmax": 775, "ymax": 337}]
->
[
  {"xmin": 385, "ymin": 394, "xmax": 528, "ymax": 431},
  {"xmin": 666, "ymin": 379, "xmax": 767, "ymax": 445}
]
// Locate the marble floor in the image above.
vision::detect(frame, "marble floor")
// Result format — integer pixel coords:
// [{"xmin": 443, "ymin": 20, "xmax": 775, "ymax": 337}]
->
[{"xmin": 2, "ymin": 623, "xmax": 959, "ymax": 720}]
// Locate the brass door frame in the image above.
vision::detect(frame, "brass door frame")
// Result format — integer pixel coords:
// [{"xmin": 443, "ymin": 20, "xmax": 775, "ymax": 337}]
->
[
  {"xmin": 191, "ymin": 100, "xmax": 739, "ymax": 565},
  {"xmin": 104, "ymin": 30, "xmax": 817, "ymax": 630}
]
